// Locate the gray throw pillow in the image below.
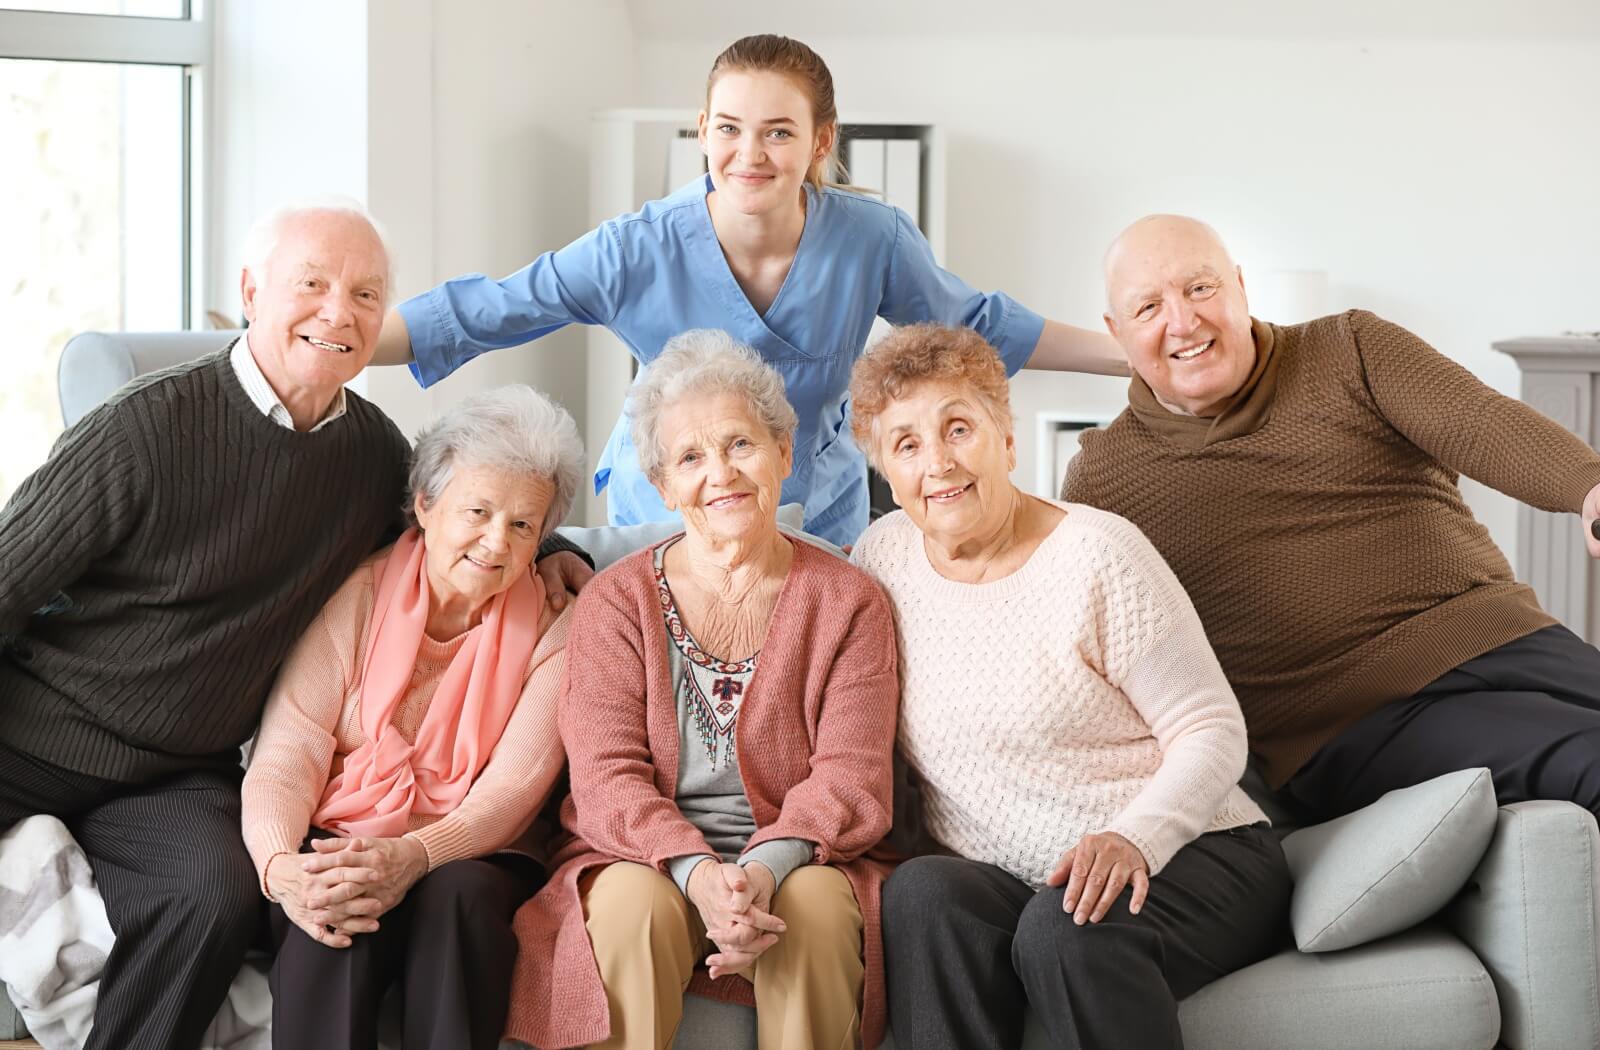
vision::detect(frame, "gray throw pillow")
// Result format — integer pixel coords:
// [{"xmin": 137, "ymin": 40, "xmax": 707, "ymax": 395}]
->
[{"xmin": 1282, "ymin": 767, "xmax": 1497, "ymax": 952}]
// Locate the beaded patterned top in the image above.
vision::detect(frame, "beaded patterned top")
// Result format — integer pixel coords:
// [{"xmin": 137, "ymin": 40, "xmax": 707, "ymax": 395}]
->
[{"xmin": 654, "ymin": 542, "xmax": 758, "ymax": 772}]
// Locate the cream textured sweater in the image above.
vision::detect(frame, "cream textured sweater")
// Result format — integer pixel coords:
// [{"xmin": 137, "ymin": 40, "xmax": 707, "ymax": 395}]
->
[
  {"xmin": 852, "ymin": 502, "xmax": 1265, "ymax": 884},
  {"xmin": 241, "ymin": 553, "xmax": 571, "ymax": 881}
]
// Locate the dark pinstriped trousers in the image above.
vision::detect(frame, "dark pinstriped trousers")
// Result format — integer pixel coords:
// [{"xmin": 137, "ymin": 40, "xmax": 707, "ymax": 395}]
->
[{"xmin": 0, "ymin": 739, "xmax": 261, "ymax": 1050}]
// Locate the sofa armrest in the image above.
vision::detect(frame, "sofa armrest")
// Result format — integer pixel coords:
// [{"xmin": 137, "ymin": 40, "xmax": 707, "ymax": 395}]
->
[{"xmin": 1445, "ymin": 800, "xmax": 1600, "ymax": 1050}]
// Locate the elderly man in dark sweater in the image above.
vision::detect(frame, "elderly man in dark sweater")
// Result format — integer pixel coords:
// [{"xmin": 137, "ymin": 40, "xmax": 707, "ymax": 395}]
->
[
  {"xmin": 0, "ymin": 201, "xmax": 588, "ymax": 1050},
  {"xmin": 1061, "ymin": 214, "xmax": 1600, "ymax": 824}
]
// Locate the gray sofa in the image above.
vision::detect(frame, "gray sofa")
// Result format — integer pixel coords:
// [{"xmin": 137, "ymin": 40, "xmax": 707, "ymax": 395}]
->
[
  {"xmin": 6, "ymin": 331, "xmax": 1599, "ymax": 1049},
  {"xmin": 661, "ymin": 793, "xmax": 1599, "ymax": 1050}
]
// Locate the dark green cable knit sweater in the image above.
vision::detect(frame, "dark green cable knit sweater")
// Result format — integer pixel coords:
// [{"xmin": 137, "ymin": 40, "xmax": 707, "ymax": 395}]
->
[{"xmin": 0, "ymin": 349, "xmax": 413, "ymax": 781}]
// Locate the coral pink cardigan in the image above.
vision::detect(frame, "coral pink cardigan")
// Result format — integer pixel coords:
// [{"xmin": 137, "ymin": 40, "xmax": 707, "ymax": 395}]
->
[{"xmin": 505, "ymin": 537, "xmax": 899, "ymax": 1049}]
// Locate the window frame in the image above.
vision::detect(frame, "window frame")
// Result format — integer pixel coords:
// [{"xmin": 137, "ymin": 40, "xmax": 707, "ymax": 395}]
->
[{"xmin": 1, "ymin": 3, "xmax": 210, "ymax": 325}]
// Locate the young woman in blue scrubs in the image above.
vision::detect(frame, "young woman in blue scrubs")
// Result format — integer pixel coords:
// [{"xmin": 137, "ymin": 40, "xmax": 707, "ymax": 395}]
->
[{"xmin": 373, "ymin": 34, "xmax": 1124, "ymax": 547}]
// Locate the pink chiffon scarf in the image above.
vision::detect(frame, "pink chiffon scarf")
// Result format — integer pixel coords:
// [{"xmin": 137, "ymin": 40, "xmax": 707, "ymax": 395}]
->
[{"xmin": 311, "ymin": 527, "xmax": 545, "ymax": 838}]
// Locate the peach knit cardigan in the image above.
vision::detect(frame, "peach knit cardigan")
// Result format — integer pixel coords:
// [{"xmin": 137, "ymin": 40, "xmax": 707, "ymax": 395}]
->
[{"xmin": 504, "ymin": 537, "xmax": 899, "ymax": 1049}]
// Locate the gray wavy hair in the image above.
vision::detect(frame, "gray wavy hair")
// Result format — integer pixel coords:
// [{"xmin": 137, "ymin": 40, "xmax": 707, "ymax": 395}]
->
[
  {"xmin": 628, "ymin": 329, "xmax": 799, "ymax": 480},
  {"xmin": 408, "ymin": 385, "xmax": 585, "ymax": 538}
]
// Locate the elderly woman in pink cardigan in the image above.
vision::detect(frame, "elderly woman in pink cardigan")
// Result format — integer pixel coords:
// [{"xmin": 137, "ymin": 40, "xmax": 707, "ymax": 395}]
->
[
  {"xmin": 240, "ymin": 385, "xmax": 584, "ymax": 1050},
  {"xmin": 505, "ymin": 330, "xmax": 899, "ymax": 1050},
  {"xmin": 848, "ymin": 325, "xmax": 1291, "ymax": 1050}
]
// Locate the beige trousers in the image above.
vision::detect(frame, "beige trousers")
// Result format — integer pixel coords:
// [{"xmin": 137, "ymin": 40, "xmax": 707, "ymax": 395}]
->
[{"xmin": 580, "ymin": 861, "xmax": 864, "ymax": 1050}]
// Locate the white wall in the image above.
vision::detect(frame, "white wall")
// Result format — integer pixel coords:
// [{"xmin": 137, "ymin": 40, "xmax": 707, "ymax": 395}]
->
[{"xmin": 207, "ymin": 0, "xmax": 369, "ymax": 323}]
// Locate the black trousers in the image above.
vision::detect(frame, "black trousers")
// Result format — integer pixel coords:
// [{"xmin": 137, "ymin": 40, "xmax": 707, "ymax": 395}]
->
[
  {"xmin": 268, "ymin": 850, "xmax": 540, "ymax": 1050},
  {"xmin": 1287, "ymin": 624, "xmax": 1600, "ymax": 821},
  {"xmin": 0, "ymin": 739, "xmax": 262, "ymax": 1050},
  {"xmin": 882, "ymin": 825, "xmax": 1290, "ymax": 1050}
]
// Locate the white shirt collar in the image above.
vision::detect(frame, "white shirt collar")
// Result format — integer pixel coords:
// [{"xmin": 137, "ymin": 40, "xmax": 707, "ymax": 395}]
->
[{"xmin": 230, "ymin": 335, "xmax": 348, "ymax": 432}]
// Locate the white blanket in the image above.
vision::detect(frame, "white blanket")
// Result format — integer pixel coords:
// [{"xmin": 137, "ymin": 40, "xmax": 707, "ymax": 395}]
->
[{"xmin": 0, "ymin": 815, "xmax": 271, "ymax": 1050}]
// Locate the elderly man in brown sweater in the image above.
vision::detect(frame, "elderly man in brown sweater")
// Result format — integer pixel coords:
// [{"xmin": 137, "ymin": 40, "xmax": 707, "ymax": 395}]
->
[{"xmin": 1061, "ymin": 213, "xmax": 1600, "ymax": 824}]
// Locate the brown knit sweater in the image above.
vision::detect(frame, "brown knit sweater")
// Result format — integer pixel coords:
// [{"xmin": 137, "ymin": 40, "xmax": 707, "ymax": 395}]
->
[{"xmin": 1061, "ymin": 310, "xmax": 1600, "ymax": 788}]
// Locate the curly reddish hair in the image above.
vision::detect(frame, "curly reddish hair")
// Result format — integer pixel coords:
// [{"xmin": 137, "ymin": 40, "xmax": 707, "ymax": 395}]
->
[{"xmin": 849, "ymin": 324, "xmax": 1013, "ymax": 470}]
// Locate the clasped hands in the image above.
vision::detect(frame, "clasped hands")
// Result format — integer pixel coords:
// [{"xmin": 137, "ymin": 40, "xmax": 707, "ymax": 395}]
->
[
  {"xmin": 264, "ymin": 835, "xmax": 430, "ymax": 949},
  {"xmin": 685, "ymin": 859, "xmax": 785, "ymax": 980}
]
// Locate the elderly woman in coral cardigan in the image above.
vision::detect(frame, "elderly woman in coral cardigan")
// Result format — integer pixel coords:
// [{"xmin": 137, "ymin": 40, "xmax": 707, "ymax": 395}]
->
[
  {"xmin": 506, "ymin": 330, "xmax": 899, "ymax": 1050},
  {"xmin": 240, "ymin": 386, "xmax": 584, "ymax": 1050}
]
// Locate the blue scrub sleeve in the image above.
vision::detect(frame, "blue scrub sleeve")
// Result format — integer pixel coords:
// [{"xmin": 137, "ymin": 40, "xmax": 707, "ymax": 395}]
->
[
  {"xmin": 398, "ymin": 222, "xmax": 628, "ymax": 387},
  {"xmin": 879, "ymin": 206, "xmax": 1046, "ymax": 377}
]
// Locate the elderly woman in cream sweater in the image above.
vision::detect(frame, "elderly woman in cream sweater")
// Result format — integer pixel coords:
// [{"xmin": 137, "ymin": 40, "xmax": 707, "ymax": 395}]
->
[{"xmin": 848, "ymin": 325, "xmax": 1291, "ymax": 1050}]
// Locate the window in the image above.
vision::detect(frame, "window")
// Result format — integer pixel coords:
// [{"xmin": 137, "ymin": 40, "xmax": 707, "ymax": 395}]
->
[{"xmin": 0, "ymin": 3, "xmax": 206, "ymax": 503}]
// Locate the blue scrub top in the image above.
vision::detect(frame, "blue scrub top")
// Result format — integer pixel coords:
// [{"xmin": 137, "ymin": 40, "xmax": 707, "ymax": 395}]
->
[{"xmin": 398, "ymin": 176, "xmax": 1044, "ymax": 546}]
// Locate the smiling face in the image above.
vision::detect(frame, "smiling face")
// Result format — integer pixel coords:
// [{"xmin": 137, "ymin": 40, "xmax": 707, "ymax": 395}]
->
[
  {"xmin": 874, "ymin": 379, "xmax": 1017, "ymax": 549},
  {"xmin": 698, "ymin": 70, "xmax": 833, "ymax": 216},
  {"xmin": 651, "ymin": 390, "xmax": 792, "ymax": 546},
  {"xmin": 1103, "ymin": 215, "xmax": 1256, "ymax": 417},
  {"xmin": 240, "ymin": 210, "xmax": 388, "ymax": 410},
  {"xmin": 414, "ymin": 464, "xmax": 555, "ymax": 619}
]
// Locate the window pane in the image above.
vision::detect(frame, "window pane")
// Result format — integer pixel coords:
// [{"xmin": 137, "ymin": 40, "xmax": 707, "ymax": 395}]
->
[
  {"xmin": 0, "ymin": 58, "xmax": 185, "ymax": 504},
  {"xmin": 0, "ymin": 1, "xmax": 186, "ymax": 17}
]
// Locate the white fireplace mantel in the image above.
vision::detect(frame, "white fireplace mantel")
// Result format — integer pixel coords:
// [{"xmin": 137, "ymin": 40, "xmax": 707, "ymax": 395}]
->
[{"xmin": 1493, "ymin": 334, "xmax": 1600, "ymax": 644}]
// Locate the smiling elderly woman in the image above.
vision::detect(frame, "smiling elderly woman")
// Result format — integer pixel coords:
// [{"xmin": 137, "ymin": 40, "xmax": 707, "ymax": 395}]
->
[
  {"xmin": 503, "ymin": 329, "xmax": 899, "ymax": 1050},
  {"xmin": 240, "ymin": 385, "xmax": 583, "ymax": 1050},
  {"xmin": 847, "ymin": 325, "xmax": 1292, "ymax": 1050}
]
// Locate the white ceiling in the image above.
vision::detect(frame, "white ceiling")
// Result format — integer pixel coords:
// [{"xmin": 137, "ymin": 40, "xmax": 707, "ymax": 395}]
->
[{"xmin": 625, "ymin": 0, "xmax": 1600, "ymax": 42}]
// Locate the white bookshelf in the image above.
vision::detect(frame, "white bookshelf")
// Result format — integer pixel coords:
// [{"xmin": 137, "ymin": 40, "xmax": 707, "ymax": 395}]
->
[{"xmin": 1034, "ymin": 410, "xmax": 1117, "ymax": 499}]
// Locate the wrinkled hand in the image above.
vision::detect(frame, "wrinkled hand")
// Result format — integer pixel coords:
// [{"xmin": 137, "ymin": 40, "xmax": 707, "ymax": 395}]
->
[
  {"xmin": 265, "ymin": 851, "xmax": 381, "ymax": 949},
  {"xmin": 302, "ymin": 835, "xmax": 429, "ymax": 921},
  {"xmin": 687, "ymin": 860, "xmax": 785, "ymax": 979},
  {"xmin": 1582, "ymin": 481, "xmax": 1600, "ymax": 558},
  {"xmin": 535, "ymin": 550, "xmax": 593, "ymax": 612},
  {"xmin": 1047, "ymin": 831, "xmax": 1150, "ymax": 925}
]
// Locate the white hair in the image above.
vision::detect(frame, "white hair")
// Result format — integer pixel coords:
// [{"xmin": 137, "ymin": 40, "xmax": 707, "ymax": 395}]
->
[
  {"xmin": 628, "ymin": 330, "xmax": 799, "ymax": 481},
  {"xmin": 240, "ymin": 195, "xmax": 395, "ymax": 291},
  {"xmin": 408, "ymin": 385, "xmax": 586, "ymax": 539}
]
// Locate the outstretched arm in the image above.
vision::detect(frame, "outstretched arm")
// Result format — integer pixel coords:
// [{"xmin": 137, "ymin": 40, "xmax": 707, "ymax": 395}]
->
[
  {"xmin": 1024, "ymin": 319, "xmax": 1131, "ymax": 377},
  {"xmin": 370, "ymin": 307, "xmax": 414, "ymax": 366},
  {"xmin": 1352, "ymin": 311, "xmax": 1600, "ymax": 545}
]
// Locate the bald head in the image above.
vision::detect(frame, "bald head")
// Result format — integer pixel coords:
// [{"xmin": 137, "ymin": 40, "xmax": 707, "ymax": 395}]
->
[
  {"xmin": 1100, "ymin": 214, "xmax": 1255, "ymax": 418},
  {"xmin": 1103, "ymin": 215, "xmax": 1235, "ymax": 312}
]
